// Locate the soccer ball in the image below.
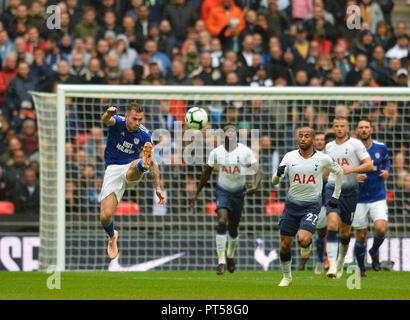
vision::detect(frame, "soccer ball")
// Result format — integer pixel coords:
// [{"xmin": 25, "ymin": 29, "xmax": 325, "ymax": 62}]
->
[{"xmin": 185, "ymin": 107, "xmax": 208, "ymax": 130}]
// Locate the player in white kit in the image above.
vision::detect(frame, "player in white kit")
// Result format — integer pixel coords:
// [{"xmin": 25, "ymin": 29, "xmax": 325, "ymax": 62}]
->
[
  {"xmin": 190, "ymin": 123, "xmax": 262, "ymax": 275},
  {"xmin": 323, "ymin": 116, "xmax": 373, "ymax": 278},
  {"xmin": 272, "ymin": 127, "xmax": 343, "ymax": 286}
]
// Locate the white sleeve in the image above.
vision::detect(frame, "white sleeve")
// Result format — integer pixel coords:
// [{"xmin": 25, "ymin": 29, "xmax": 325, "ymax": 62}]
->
[
  {"xmin": 355, "ymin": 139, "xmax": 371, "ymax": 161},
  {"xmin": 207, "ymin": 149, "xmax": 217, "ymax": 168},
  {"xmin": 246, "ymin": 147, "xmax": 258, "ymax": 165},
  {"xmin": 325, "ymin": 156, "xmax": 343, "ymax": 199}
]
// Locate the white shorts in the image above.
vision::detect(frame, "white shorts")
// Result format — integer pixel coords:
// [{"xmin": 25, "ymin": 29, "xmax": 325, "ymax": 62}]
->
[
  {"xmin": 316, "ymin": 206, "xmax": 328, "ymax": 230},
  {"xmin": 352, "ymin": 200, "xmax": 388, "ymax": 230},
  {"xmin": 99, "ymin": 162, "xmax": 146, "ymax": 203}
]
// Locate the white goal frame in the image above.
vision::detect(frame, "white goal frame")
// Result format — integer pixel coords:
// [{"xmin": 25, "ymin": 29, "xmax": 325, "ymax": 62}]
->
[{"xmin": 46, "ymin": 85, "xmax": 410, "ymax": 271}]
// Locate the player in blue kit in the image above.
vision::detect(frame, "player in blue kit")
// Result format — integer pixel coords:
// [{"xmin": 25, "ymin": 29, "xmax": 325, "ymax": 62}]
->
[
  {"xmin": 273, "ymin": 127, "xmax": 344, "ymax": 286},
  {"xmin": 100, "ymin": 103, "xmax": 166, "ymax": 259},
  {"xmin": 190, "ymin": 123, "xmax": 262, "ymax": 275},
  {"xmin": 324, "ymin": 116, "xmax": 374, "ymax": 278},
  {"xmin": 353, "ymin": 119, "xmax": 390, "ymax": 277}
]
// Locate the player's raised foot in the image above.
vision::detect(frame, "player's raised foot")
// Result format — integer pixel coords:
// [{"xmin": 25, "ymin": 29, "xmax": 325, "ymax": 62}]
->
[
  {"xmin": 278, "ymin": 276, "xmax": 292, "ymax": 287},
  {"xmin": 142, "ymin": 142, "xmax": 153, "ymax": 169},
  {"xmin": 216, "ymin": 263, "xmax": 225, "ymax": 275},
  {"xmin": 227, "ymin": 258, "xmax": 235, "ymax": 273},
  {"xmin": 107, "ymin": 230, "xmax": 119, "ymax": 259},
  {"xmin": 314, "ymin": 262, "xmax": 324, "ymax": 275},
  {"xmin": 327, "ymin": 260, "xmax": 337, "ymax": 278},
  {"xmin": 369, "ymin": 250, "xmax": 381, "ymax": 271},
  {"xmin": 335, "ymin": 257, "xmax": 345, "ymax": 279},
  {"xmin": 360, "ymin": 269, "xmax": 367, "ymax": 278}
]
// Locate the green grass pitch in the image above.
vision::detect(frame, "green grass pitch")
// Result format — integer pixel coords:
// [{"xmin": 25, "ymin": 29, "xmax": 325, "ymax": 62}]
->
[{"xmin": 1, "ymin": 270, "xmax": 410, "ymax": 300}]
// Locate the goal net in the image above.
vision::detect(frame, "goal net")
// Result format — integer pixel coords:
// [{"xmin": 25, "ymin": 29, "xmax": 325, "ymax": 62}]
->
[{"xmin": 31, "ymin": 86, "xmax": 410, "ymax": 272}]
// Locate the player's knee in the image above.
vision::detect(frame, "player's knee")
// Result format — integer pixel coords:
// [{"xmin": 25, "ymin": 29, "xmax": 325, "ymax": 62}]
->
[
  {"xmin": 355, "ymin": 231, "xmax": 366, "ymax": 243},
  {"xmin": 100, "ymin": 207, "xmax": 113, "ymax": 225},
  {"xmin": 217, "ymin": 216, "xmax": 227, "ymax": 229},
  {"xmin": 298, "ymin": 236, "xmax": 311, "ymax": 248}
]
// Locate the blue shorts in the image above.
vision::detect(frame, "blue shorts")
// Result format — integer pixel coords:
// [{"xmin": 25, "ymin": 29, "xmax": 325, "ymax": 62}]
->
[
  {"xmin": 324, "ymin": 184, "xmax": 358, "ymax": 225},
  {"xmin": 278, "ymin": 199, "xmax": 321, "ymax": 237},
  {"xmin": 215, "ymin": 184, "xmax": 245, "ymax": 222}
]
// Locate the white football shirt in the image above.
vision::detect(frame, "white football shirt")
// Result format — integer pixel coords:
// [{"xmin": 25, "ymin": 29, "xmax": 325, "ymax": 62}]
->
[
  {"xmin": 277, "ymin": 150, "xmax": 343, "ymax": 202},
  {"xmin": 207, "ymin": 143, "xmax": 258, "ymax": 192},
  {"xmin": 326, "ymin": 137, "xmax": 370, "ymax": 190}
]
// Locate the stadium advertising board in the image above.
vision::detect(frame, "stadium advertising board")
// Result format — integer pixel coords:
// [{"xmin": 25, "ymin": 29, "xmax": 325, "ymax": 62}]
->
[{"xmin": 0, "ymin": 234, "xmax": 409, "ymax": 271}]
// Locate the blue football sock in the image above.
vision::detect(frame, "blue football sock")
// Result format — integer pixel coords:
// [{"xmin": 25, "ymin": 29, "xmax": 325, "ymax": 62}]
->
[
  {"xmin": 316, "ymin": 235, "xmax": 325, "ymax": 263},
  {"xmin": 369, "ymin": 234, "xmax": 385, "ymax": 255},
  {"xmin": 354, "ymin": 240, "xmax": 367, "ymax": 271},
  {"xmin": 280, "ymin": 251, "xmax": 291, "ymax": 262},
  {"xmin": 136, "ymin": 159, "xmax": 148, "ymax": 172},
  {"xmin": 103, "ymin": 219, "xmax": 115, "ymax": 238}
]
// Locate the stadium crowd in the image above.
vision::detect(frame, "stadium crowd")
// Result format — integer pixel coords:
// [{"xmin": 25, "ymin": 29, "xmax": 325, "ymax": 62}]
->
[{"xmin": 0, "ymin": 0, "xmax": 409, "ymax": 218}]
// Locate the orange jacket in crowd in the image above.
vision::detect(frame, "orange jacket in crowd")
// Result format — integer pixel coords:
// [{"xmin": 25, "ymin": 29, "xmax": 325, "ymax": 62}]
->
[
  {"xmin": 205, "ymin": 0, "xmax": 245, "ymax": 37},
  {"xmin": 201, "ymin": 0, "xmax": 222, "ymax": 22}
]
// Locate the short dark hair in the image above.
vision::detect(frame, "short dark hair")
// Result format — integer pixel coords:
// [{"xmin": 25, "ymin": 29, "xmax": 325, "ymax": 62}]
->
[
  {"xmin": 357, "ymin": 118, "xmax": 372, "ymax": 127},
  {"xmin": 127, "ymin": 102, "xmax": 144, "ymax": 114},
  {"xmin": 324, "ymin": 132, "xmax": 336, "ymax": 143}
]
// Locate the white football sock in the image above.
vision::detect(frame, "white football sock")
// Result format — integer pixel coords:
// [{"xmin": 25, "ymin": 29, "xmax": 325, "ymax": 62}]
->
[
  {"xmin": 216, "ymin": 234, "xmax": 227, "ymax": 264},
  {"xmin": 327, "ymin": 241, "xmax": 339, "ymax": 261},
  {"xmin": 281, "ymin": 260, "xmax": 292, "ymax": 278},
  {"xmin": 227, "ymin": 234, "xmax": 238, "ymax": 259}
]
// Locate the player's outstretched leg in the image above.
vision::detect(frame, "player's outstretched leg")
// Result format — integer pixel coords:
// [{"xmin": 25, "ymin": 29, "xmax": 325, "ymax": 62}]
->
[
  {"xmin": 126, "ymin": 142, "xmax": 153, "ymax": 182},
  {"xmin": 100, "ymin": 193, "xmax": 119, "ymax": 259},
  {"xmin": 278, "ymin": 236, "xmax": 293, "ymax": 287}
]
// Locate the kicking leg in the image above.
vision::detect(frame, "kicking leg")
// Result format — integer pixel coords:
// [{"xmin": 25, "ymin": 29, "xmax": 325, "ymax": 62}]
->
[
  {"xmin": 100, "ymin": 193, "xmax": 119, "ymax": 259},
  {"xmin": 125, "ymin": 142, "xmax": 153, "ymax": 182},
  {"xmin": 215, "ymin": 208, "xmax": 229, "ymax": 275}
]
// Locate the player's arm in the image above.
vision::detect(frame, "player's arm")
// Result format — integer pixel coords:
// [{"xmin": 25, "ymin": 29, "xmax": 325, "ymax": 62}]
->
[
  {"xmin": 149, "ymin": 152, "xmax": 166, "ymax": 205},
  {"xmin": 342, "ymin": 156, "xmax": 374, "ymax": 174},
  {"xmin": 379, "ymin": 147, "xmax": 390, "ymax": 180},
  {"xmin": 189, "ymin": 165, "xmax": 214, "ymax": 208},
  {"xmin": 326, "ymin": 159, "xmax": 344, "ymax": 208},
  {"xmin": 244, "ymin": 164, "xmax": 263, "ymax": 195},
  {"xmin": 322, "ymin": 168, "xmax": 329, "ymax": 183},
  {"xmin": 272, "ymin": 155, "xmax": 287, "ymax": 186},
  {"xmin": 101, "ymin": 106, "xmax": 117, "ymax": 126}
]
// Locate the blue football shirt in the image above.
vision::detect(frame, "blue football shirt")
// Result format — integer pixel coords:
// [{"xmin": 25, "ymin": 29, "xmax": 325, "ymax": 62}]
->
[
  {"xmin": 358, "ymin": 140, "xmax": 390, "ymax": 203},
  {"xmin": 104, "ymin": 115, "xmax": 153, "ymax": 165}
]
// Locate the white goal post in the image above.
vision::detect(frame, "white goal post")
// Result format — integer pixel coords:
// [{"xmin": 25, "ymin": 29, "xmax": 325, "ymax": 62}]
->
[{"xmin": 31, "ymin": 86, "xmax": 410, "ymax": 272}]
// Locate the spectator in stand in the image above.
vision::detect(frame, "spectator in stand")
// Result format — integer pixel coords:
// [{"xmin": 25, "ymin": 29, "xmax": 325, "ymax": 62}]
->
[
  {"xmin": 14, "ymin": 36, "xmax": 33, "ymax": 65},
  {"xmin": 109, "ymin": 34, "xmax": 138, "ymax": 70},
  {"xmin": 0, "ymin": 30, "xmax": 14, "ymax": 63},
  {"xmin": 104, "ymin": 53, "xmax": 121, "ymax": 80},
  {"xmin": 140, "ymin": 61, "xmax": 165, "ymax": 85},
  {"xmin": 378, "ymin": 57, "xmax": 401, "ymax": 86},
  {"xmin": 295, "ymin": 69, "xmax": 309, "ymax": 86},
  {"xmin": 292, "ymin": 0, "xmax": 313, "ymax": 22},
  {"xmin": 238, "ymin": 34, "xmax": 255, "ymax": 68},
  {"xmin": 10, "ymin": 100, "xmax": 35, "ymax": 133},
  {"xmin": 353, "ymin": 30, "xmax": 379, "ymax": 62},
  {"xmin": 83, "ymin": 126, "xmax": 104, "ymax": 164},
  {"xmin": 83, "ymin": 57, "xmax": 107, "ymax": 84},
  {"xmin": 44, "ymin": 33, "xmax": 67, "ymax": 72},
  {"xmin": 25, "ymin": 26, "xmax": 46, "ymax": 55},
  {"xmin": 210, "ymin": 37, "xmax": 223, "ymax": 68},
  {"xmin": 356, "ymin": 67, "xmax": 379, "ymax": 87},
  {"xmin": 189, "ymin": 51, "xmax": 221, "ymax": 85},
  {"xmin": 389, "ymin": 152, "xmax": 408, "ymax": 194},
  {"xmin": 66, "ymin": 0, "xmax": 82, "ymax": 28},
  {"xmin": 360, "ymin": 0, "xmax": 385, "ymax": 34},
  {"xmin": 345, "ymin": 53, "xmax": 368, "ymax": 86},
  {"xmin": 305, "ymin": 0, "xmax": 335, "ymax": 25},
  {"xmin": 0, "ymin": 163, "xmax": 10, "ymax": 200},
  {"xmin": 205, "ymin": 0, "xmax": 245, "ymax": 38},
  {"xmin": 68, "ymin": 53, "xmax": 87, "ymax": 83},
  {"xmin": 304, "ymin": 4, "xmax": 336, "ymax": 42},
  {"xmin": 121, "ymin": 15, "xmax": 143, "ymax": 53},
  {"xmin": 1, "ymin": 0, "xmax": 21, "ymax": 37},
  {"xmin": 60, "ymin": 33, "xmax": 73, "ymax": 56},
  {"xmin": 74, "ymin": 6, "xmax": 100, "ymax": 41},
  {"xmin": 166, "ymin": 59, "xmax": 192, "ymax": 85},
  {"xmin": 126, "ymin": 0, "xmax": 143, "ymax": 22},
  {"xmin": 329, "ymin": 67, "xmax": 344, "ymax": 86},
  {"xmin": 95, "ymin": 39, "xmax": 110, "ymax": 70},
  {"xmin": 120, "ymin": 69, "xmax": 137, "ymax": 85},
  {"xmin": 96, "ymin": 10, "xmax": 122, "ymax": 42},
  {"xmin": 238, "ymin": 9, "xmax": 257, "ymax": 43},
  {"xmin": 305, "ymin": 39, "xmax": 321, "ymax": 77},
  {"xmin": 0, "ymin": 136, "xmax": 24, "ymax": 167},
  {"xmin": 28, "ymin": 1, "xmax": 46, "ymax": 36},
  {"xmin": 374, "ymin": 21, "xmax": 394, "ymax": 51},
  {"xmin": 385, "ymin": 34, "xmax": 409, "ymax": 61},
  {"xmin": 158, "ymin": 19, "xmax": 179, "ymax": 58},
  {"xmin": 139, "ymin": 39, "xmax": 171, "ymax": 78},
  {"xmin": 67, "ymin": 37, "xmax": 91, "ymax": 67},
  {"xmin": 314, "ymin": 54, "xmax": 333, "ymax": 82},
  {"xmin": 292, "ymin": 23, "xmax": 309, "ymax": 60},
  {"xmin": 396, "ymin": 68, "xmax": 409, "ymax": 87},
  {"xmin": 0, "ymin": 54, "xmax": 18, "ymax": 107},
  {"xmin": 66, "ymin": 180, "xmax": 80, "ymax": 213},
  {"xmin": 257, "ymin": 0, "xmax": 288, "ymax": 39},
  {"xmin": 5, "ymin": 148, "xmax": 28, "ymax": 185},
  {"xmin": 135, "ymin": 4, "xmax": 153, "ymax": 43},
  {"xmin": 163, "ymin": 0, "xmax": 198, "ymax": 45},
  {"xmin": 8, "ymin": 3, "xmax": 31, "ymax": 39},
  {"xmin": 29, "ymin": 47, "xmax": 55, "ymax": 86},
  {"xmin": 369, "ymin": 45, "xmax": 388, "ymax": 82},
  {"xmin": 18, "ymin": 119, "xmax": 38, "ymax": 157},
  {"xmin": 12, "ymin": 167, "xmax": 39, "ymax": 215},
  {"xmin": 386, "ymin": 22, "xmax": 407, "ymax": 51},
  {"xmin": 4, "ymin": 61, "xmax": 35, "ymax": 121},
  {"xmin": 79, "ymin": 164, "xmax": 99, "ymax": 213}
]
